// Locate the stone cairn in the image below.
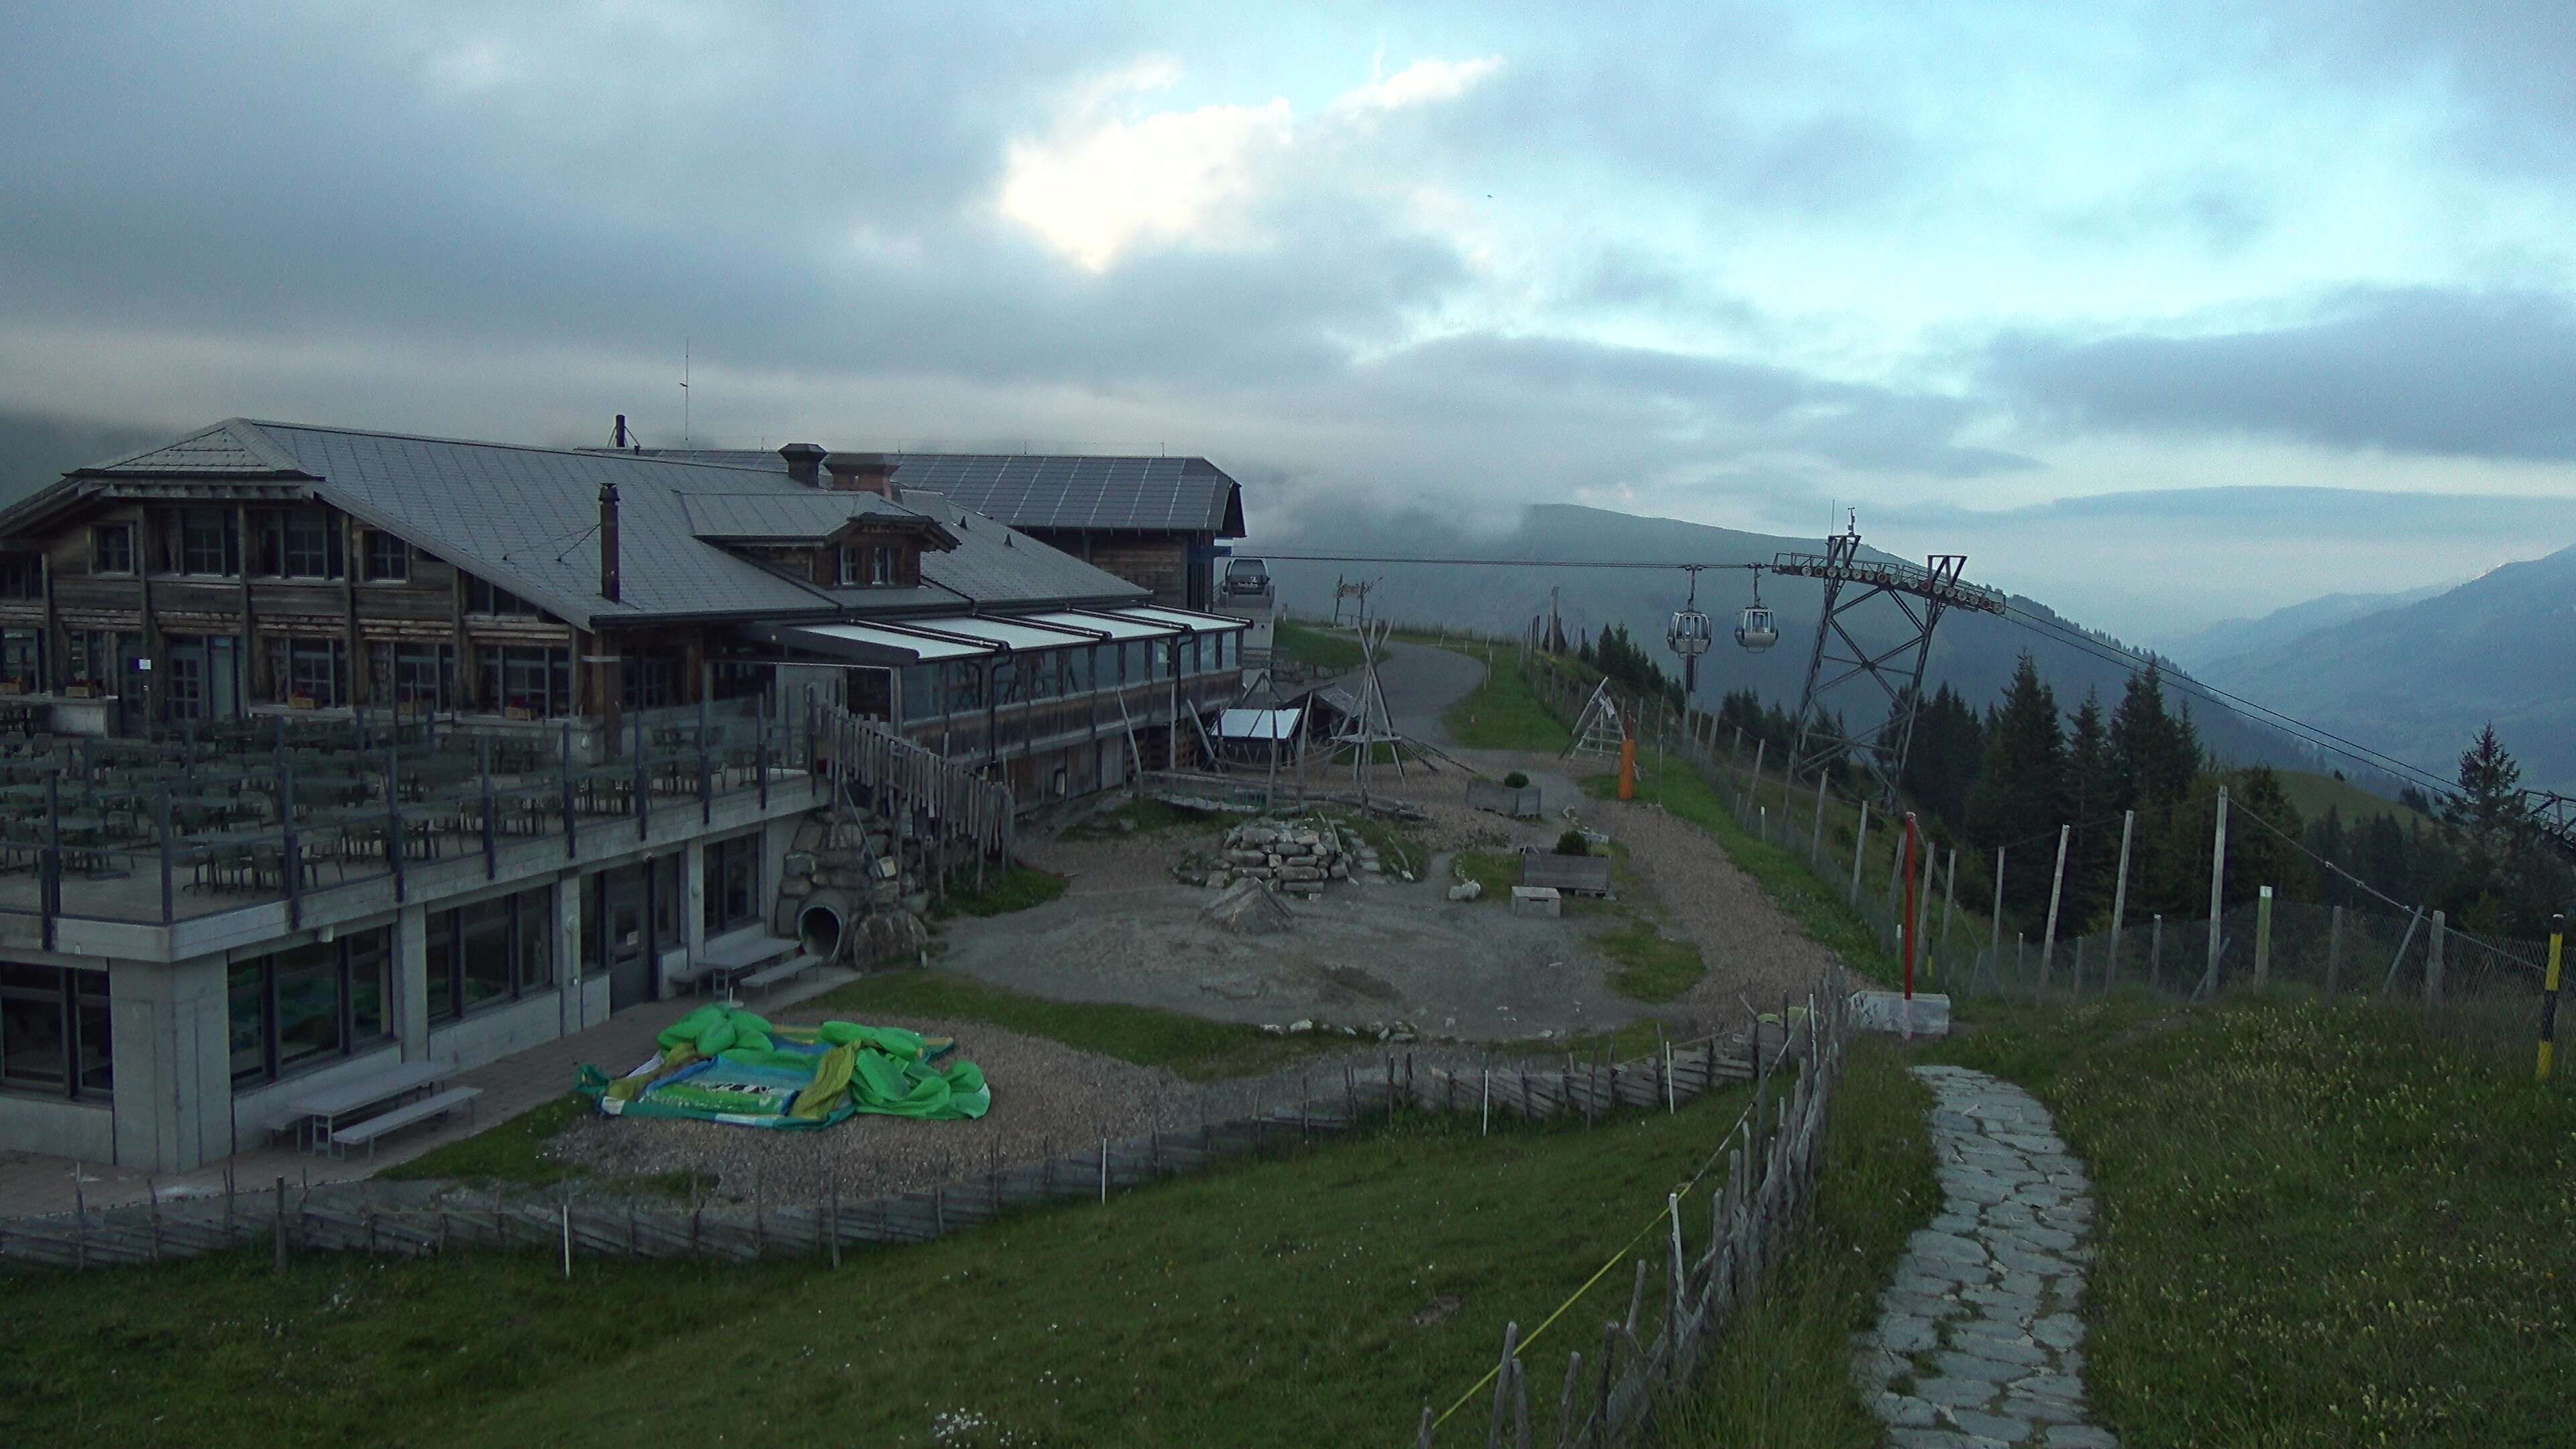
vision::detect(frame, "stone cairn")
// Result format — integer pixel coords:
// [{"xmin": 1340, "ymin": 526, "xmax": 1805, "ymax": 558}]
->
[
  {"xmin": 1175, "ymin": 816, "xmax": 1379, "ymax": 896},
  {"xmin": 775, "ymin": 808, "xmax": 932, "ymax": 966}
]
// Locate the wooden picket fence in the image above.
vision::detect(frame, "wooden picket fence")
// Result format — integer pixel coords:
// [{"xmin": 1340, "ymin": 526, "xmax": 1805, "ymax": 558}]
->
[
  {"xmin": 0, "ymin": 1002, "xmax": 1820, "ymax": 1274},
  {"xmin": 1411, "ymin": 981, "xmax": 1851, "ymax": 1448}
]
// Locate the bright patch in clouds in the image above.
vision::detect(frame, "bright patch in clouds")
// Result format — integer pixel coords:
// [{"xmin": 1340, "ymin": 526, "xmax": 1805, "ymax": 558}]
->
[
  {"xmin": 998, "ymin": 54, "xmax": 1501, "ymax": 270},
  {"xmin": 1333, "ymin": 56, "xmax": 1505, "ymax": 115}
]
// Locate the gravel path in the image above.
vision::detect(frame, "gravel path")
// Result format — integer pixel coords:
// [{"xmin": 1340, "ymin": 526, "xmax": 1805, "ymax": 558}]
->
[
  {"xmin": 1854, "ymin": 1066, "xmax": 2117, "ymax": 1449},
  {"xmin": 543, "ymin": 1016, "xmax": 1517, "ymax": 1206},
  {"xmin": 1592, "ymin": 798, "xmax": 1856, "ymax": 1031}
]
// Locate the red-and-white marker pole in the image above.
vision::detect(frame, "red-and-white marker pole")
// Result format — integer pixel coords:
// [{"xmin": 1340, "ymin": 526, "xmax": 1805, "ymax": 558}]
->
[{"xmin": 1902, "ymin": 812, "xmax": 1921, "ymax": 1002}]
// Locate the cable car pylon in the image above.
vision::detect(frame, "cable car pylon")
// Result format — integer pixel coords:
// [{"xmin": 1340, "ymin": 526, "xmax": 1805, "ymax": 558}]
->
[{"xmin": 1774, "ymin": 511, "xmax": 2004, "ymax": 806}]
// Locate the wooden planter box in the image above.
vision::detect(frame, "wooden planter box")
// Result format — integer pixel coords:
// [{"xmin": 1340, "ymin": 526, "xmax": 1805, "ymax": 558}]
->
[
  {"xmin": 62, "ymin": 683, "xmax": 99, "ymax": 700},
  {"xmin": 503, "ymin": 706, "xmax": 537, "ymax": 722},
  {"xmin": 0, "ymin": 680, "xmax": 23, "ymax": 697},
  {"xmin": 288, "ymin": 695, "xmax": 319, "ymax": 711}
]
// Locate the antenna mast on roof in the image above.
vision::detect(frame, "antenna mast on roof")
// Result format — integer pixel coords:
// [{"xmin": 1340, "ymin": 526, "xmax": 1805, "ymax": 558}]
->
[{"xmin": 680, "ymin": 338, "xmax": 690, "ymax": 446}]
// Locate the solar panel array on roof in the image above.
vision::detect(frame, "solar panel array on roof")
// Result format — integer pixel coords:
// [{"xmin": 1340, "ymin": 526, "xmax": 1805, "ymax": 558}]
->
[{"xmin": 605, "ymin": 447, "xmax": 1244, "ymax": 536}]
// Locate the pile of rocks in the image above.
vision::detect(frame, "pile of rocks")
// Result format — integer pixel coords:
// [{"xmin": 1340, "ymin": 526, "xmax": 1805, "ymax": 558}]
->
[
  {"xmin": 1175, "ymin": 816, "xmax": 1379, "ymax": 896},
  {"xmin": 1260, "ymin": 1016, "xmax": 1424, "ymax": 1043},
  {"xmin": 774, "ymin": 809, "xmax": 932, "ymax": 966}
]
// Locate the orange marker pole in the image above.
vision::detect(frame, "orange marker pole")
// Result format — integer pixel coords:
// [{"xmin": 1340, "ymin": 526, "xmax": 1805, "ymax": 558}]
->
[
  {"xmin": 1617, "ymin": 736, "xmax": 1636, "ymax": 801},
  {"xmin": 1902, "ymin": 812, "xmax": 1921, "ymax": 1001}
]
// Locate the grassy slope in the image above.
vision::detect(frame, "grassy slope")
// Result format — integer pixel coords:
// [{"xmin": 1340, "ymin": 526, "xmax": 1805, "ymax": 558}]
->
[
  {"xmin": 1666, "ymin": 1036, "xmax": 1938, "ymax": 1446},
  {"xmin": 1925, "ymin": 995, "xmax": 2576, "ymax": 1448},
  {"xmin": 1578, "ymin": 755, "xmax": 1900, "ymax": 985},
  {"xmin": 3, "ymin": 1086, "xmax": 1756, "ymax": 1449},
  {"xmin": 1440, "ymin": 651, "xmax": 1571, "ymax": 753},
  {"xmin": 1273, "ymin": 618, "xmax": 1365, "ymax": 672},
  {"xmin": 2275, "ymin": 766, "xmax": 2430, "ymax": 829}
]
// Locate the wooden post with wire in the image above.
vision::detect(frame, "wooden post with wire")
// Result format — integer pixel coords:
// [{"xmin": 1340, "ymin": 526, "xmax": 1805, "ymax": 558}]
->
[{"xmin": 2539, "ymin": 914, "xmax": 2564, "ymax": 1082}]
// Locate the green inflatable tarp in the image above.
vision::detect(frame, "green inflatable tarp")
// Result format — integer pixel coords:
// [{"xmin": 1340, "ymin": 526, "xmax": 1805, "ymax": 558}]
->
[{"xmin": 577, "ymin": 1004, "xmax": 989, "ymax": 1128}]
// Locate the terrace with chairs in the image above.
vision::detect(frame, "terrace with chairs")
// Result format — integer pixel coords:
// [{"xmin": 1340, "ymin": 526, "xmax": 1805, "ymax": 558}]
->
[{"xmin": 0, "ymin": 702, "xmax": 813, "ymax": 947}]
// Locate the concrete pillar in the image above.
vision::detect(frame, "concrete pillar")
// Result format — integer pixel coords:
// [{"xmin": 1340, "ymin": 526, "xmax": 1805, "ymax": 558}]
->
[
  {"xmin": 557, "ymin": 869, "xmax": 587, "ymax": 1034},
  {"xmin": 396, "ymin": 902, "xmax": 430, "ymax": 1063},
  {"xmin": 111, "ymin": 957, "xmax": 231, "ymax": 1173},
  {"xmin": 683, "ymin": 837, "xmax": 708, "ymax": 956}
]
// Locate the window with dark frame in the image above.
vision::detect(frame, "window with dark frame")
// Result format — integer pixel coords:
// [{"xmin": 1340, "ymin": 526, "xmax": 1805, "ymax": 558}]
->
[
  {"xmin": 177, "ymin": 507, "xmax": 239, "ymax": 576},
  {"xmin": 93, "ymin": 524, "xmax": 133, "ymax": 575},
  {"xmin": 423, "ymin": 885, "xmax": 555, "ymax": 1025},
  {"xmin": 0, "ymin": 552, "xmax": 40, "ymax": 600},
  {"xmin": 835, "ymin": 542, "xmax": 902, "ymax": 587},
  {"xmin": 362, "ymin": 531, "xmax": 410, "ymax": 582},
  {"xmin": 269, "ymin": 637, "xmax": 348, "ymax": 706},
  {"xmin": 620, "ymin": 647, "xmax": 686, "ymax": 710},
  {"xmin": 1, "ymin": 963, "xmax": 110, "ymax": 1099},
  {"xmin": 464, "ymin": 576, "xmax": 542, "ymax": 617},
  {"xmin": 480, "ymin": 644, "xmax": 572, "ymax": 716},
  {"xmin": 702, "ymin": 834, "xmax": 761, "ymax": 935},
  {"xmin": 370, "ymin": 643, "xmax": 455, "ymax": 711},
  {"xmin": 224, "ymin": 928, "xmax": 392, "ymax": 1087}
]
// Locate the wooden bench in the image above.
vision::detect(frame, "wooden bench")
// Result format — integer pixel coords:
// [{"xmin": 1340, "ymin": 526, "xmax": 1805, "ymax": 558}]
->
[
  {"xmin": 739, "ymin": 953, "xmax": 824, "ymax": 1000},
  {"xmin": 328, "ymin": 1085, "xmax": 482, "ymax": 1161},
  {"xmin": 1520, "ymin": 851, "xmax": 1615, "ymax": 897}
]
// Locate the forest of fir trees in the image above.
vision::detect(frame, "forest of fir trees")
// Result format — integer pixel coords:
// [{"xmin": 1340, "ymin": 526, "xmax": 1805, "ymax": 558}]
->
[{"xmin": 1569, "ymin": 625, "xmax": 2572, "ymax": 942}]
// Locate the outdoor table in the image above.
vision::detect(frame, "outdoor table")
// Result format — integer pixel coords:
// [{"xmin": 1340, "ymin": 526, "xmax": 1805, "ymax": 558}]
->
[{"xmin": 284, "ymin": 1059, "xmax": 449, "ymax": 1152}]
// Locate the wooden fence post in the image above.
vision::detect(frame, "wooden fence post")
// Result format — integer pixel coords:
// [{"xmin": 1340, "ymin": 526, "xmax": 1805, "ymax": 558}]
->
[
  {"xmin": 2255, "ymin": 885, "xmax": 2274, "ymax": 987},
  {"xmin": 2039, "ymin": 824, "xmax": 2070, "ymax": 997}
]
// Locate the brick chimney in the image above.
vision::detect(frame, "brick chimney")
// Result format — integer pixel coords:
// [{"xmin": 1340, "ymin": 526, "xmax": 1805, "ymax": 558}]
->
[
  {"xmin": 598, "ymin": 481, "xmax": 621, "ymax": 602},
  {"xmin": 778, "ymin": 442, "xmax": 826, "ymax": 488},
  {"xmin": 822, "ymin": 451, "xmax": 900, "ymax": 499}
]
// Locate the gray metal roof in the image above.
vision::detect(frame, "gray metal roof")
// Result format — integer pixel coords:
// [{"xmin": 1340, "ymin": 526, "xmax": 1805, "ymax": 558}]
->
[
  {"xmin": 679, "ymin": 490, "xmax": 907, "ymax": 542},
  {"xmin": 631, "ymin": 447, "xmax": 1246, "ymax": 537},
  {"xmin": 11, "ymin": 420, "xmax": 1146, "ymax": 630}
]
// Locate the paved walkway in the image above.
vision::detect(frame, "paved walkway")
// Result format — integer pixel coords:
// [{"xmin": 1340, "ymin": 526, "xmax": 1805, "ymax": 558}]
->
[
  {"xmin": 1853, "ymin": 1065, "xmax": 2118, "ymax": 1449},
  {"xmin": 0, "ymin": 967, "xmax": 863, "ymax": 1220}
]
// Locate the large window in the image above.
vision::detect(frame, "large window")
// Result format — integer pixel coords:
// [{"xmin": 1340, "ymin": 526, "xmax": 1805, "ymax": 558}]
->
[
  {"xmin": 480, "ymin": 645, "xmax": 573, "ymax": 716},
  {"xmin": 362, "ymin": 531, "xmax": 410, "ymax": 582},
  {"xmin": 370, "ymin": 643, "xmax": 455, "ymax": 712},
  {"xmin": 1120, "ymin": 641, "xmax": 1149, "ymax": 686},
  {"xmin": 464, "ymin": 576, "xmax": 541, "ymax": 616},
  {"xmin": 227, "ymin": 928, "xmax": 391, "ymax": 1086},
  {"xmin": 900, "ymin": 663, "xmax": 942, "ymax": 722},
  {"xmin": 703, "ymin": 833, "xmax": 760, "ymax": 935},
  {"xmin": 835, "ymin": 543, "xmax": 898, "ymax": 588},
  {"xmin": 1, "ymin": 629, "xmax": 40, "ymax": 690},
  {"xmin": 425, "ymin": 886, "xmax": 554, "ymax": 1024},
  {"xmin": 93, "ymin": 525, "xmax": 133, "ymax": 576},
  {"xmin": 1, "ymin": 964, "xmax": 110, "ymax": 1099},
  {"xmin": 0, "ymin": 552, "xmax": 39, "ymax": 600},
  {"xmin": 176, "ymin": 507, "xmax": 241, "ymax": 576},
  {"xmin": 620, "ymin": 647, "xmax": 686, "ymax": 710},
  {"xmin": 255, "ymin": 510, "xmax": 340, "ymax": 579},
  {"xmin": 947, "ymin": 659, "xmax": 985, "ymax": 714},
  {"xmin": 268, "ymin": 637, "xmax": 349, "ymax": 707}
]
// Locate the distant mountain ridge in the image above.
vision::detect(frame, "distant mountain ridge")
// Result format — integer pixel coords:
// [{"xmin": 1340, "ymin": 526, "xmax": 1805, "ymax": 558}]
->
[
  {"xmin": 2197, "ymin": 543, "xmax": 2576, "ymax": 792},
  {"xmin": 2159, "ymin": 584, "xmax": 2449, "ymax": 674},
  {"xmin": 1260, "ymin": 502, "xmax": 2408, "ymax": 790}
]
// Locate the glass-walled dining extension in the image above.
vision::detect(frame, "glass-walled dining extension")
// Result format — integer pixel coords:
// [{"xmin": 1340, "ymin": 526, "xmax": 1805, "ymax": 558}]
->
[{"xmin": 766, "ymin": 606, "xmax": 1250, "ymax": 800}]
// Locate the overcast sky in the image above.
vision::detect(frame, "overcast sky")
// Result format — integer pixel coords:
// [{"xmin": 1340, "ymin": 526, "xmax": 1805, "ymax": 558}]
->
[{"xmin": 8, "ymin": 1, "xmax": 2576, "ymax": 639}]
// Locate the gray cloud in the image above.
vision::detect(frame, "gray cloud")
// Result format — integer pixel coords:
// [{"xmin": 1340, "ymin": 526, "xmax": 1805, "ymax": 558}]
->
[{"xmin": 1989, "ymin": 287, "xmax": 2576, "ymax": 460}]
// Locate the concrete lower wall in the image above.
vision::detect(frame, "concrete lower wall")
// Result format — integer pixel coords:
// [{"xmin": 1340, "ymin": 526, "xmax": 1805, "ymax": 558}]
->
[
  {"xmin": 0, "ymin": 1093, "xmax": 113, "ymax": 1161},
  {"xmin": 429, "ymin": 989, "xmax": 568, "ymax": 1069}
]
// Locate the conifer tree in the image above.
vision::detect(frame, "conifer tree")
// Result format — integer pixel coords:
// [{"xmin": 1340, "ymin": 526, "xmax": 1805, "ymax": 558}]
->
[{"xmin": 1965, "ymin": 653, "xmax": 2065, "ymax": 925}]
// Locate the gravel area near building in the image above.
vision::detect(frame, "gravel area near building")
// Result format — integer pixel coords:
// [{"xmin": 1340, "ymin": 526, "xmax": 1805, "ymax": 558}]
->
[{"xmin": 542, "ymin": 1015, "xmax": 1522, "ymax": 1206}]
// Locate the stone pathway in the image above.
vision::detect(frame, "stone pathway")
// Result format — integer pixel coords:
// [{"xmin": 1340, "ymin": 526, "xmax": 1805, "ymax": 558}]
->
[{"xmin": 1852, "ymin": 1065, "xmax": 2118, "ymax": 1449}]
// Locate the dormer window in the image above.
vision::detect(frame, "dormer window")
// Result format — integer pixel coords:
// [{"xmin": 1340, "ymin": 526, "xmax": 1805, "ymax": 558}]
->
[{"xmin": 837, "ymin": 543, "xmax": 898, "ymax": 588}]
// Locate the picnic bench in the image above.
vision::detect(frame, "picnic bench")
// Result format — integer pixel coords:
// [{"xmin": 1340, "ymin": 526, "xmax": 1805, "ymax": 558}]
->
[
  {"xmin": 1519, "ymin": 851, "xmax": 1614, "ymax": 897},
  {"xmin": 739, "ymin": 952, "xmax": 825, "ymax": 1000},
  {"xmin": 280, "ymin": 1058, "xmax": 451, "ymax": 1152},
  {"xmin": 687, "ymin": 932, "xmax": 799, "ymax": 999},
  {"xmin": 328, "ymin": 1086, "xmax": 482, "ymax": 1161}
]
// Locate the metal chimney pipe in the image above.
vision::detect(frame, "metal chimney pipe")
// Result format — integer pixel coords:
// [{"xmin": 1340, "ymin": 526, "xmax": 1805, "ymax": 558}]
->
[{"xmin": 598, "ymin": 481, "xmax": 621, "ymax": 602}]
